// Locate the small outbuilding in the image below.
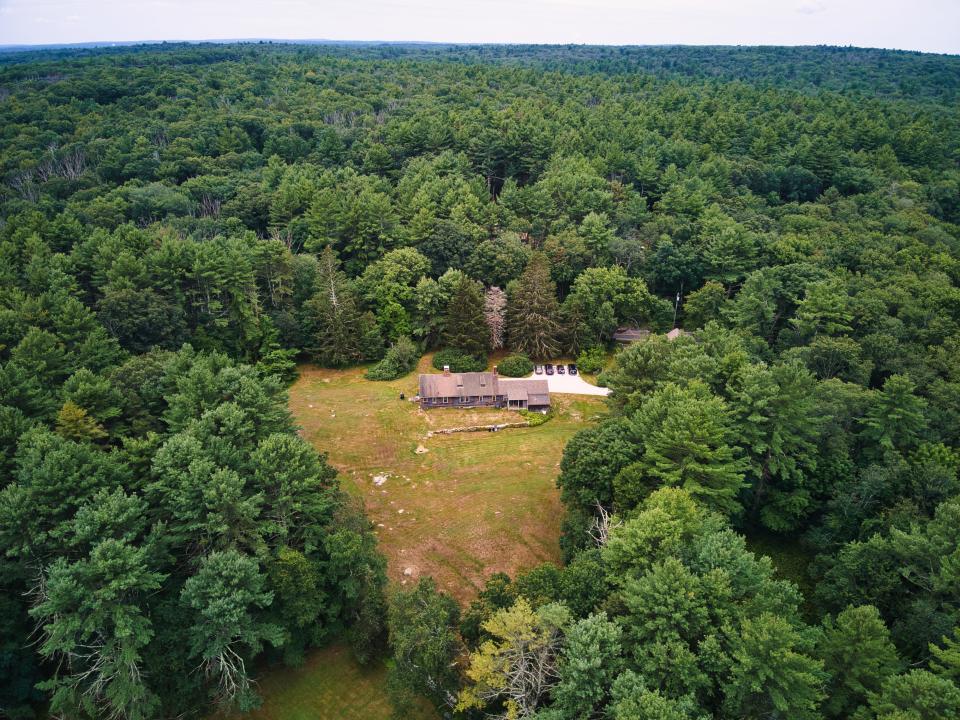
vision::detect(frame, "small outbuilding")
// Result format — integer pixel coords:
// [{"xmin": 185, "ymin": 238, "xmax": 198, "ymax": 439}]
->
[{"xmin": 613, "ymin": 327, "xmax": 651, "ymax": 344}]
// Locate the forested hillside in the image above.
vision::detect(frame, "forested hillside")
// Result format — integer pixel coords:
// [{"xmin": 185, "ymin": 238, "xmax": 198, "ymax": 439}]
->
[{"xmin": 1, "ymin": 43, "xmax": 959, "ymax": 720}]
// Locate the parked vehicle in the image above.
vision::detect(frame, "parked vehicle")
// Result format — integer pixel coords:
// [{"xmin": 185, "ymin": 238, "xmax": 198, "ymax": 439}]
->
[
  {"xmin": 535, "ymin": 365, "xmax": 544, "ymax": 375},
  {"xmin": 545, "ymin": 364, "xmax": 555, "ymax": 375},
  {"xmin": 557, "ymin": 364, "xmax": 565, "ymax": 374},
  {"xmin": 568, "ymin": 364, "xmax": 578, "ymax": 375}
]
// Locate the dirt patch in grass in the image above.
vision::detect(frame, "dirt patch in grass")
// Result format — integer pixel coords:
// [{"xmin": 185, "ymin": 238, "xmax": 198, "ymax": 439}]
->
[{"xmin": 289, "ymin": 356, "xmax": 606, "ymax": 603}]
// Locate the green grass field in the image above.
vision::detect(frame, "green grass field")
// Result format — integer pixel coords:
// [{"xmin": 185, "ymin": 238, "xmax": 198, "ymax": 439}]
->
[
  {"xmin": 290, "ymin": 355, "xmax": 607, "ymax": 601},
  {"xmin": 221, "ymin": 645, "xmax": 435, "ymax": 720},
  {"xmin": 238, "ymin": 356, "xmax": 606, "ymax": 719}
]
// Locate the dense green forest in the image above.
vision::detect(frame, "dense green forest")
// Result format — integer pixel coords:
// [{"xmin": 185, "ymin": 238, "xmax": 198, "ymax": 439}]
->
[{"xmin": 1, "ymin": 42, "xmax": 959, "ymax": 719}]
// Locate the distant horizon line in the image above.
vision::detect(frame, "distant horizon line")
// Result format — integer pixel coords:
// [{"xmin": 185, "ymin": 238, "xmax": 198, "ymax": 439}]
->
[{"xmin": 0, "ymin": 38, "xmax": 955, "ymax": 57}]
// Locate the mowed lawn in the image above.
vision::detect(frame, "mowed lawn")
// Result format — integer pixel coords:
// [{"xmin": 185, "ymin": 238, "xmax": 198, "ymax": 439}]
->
[
  {"xmin": 289, "ymin": 355, "xmax": 607, "ymax": 601},
  {"xmin": 239, "ymin": 357, "xmax": 605, "ymax": 720}
]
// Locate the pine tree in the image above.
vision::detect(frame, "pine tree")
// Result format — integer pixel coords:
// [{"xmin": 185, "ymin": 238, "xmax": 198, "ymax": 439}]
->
[
  {"xmin": 302, "ymin": 247, "xmax": 365, "ymax": 367},
  {"xmin": 931, "ymin": 626, "xmax": 960, "ymax": 684},
  {"xmin": 730, "ymin": 361, "xmax": 824, "ymax": 531},
  {"xmin": 817, "ymin": 605, "xmax": 900, "ymax": 719},
  {"xmin": 55, "ymin": 400, "xmax": 107, "ymax": 442},
  {"xmin": 860, "ymin": 374, "xmax": 929, "ymax": 458},
  {"xmin": 550, "ymin": 613, "xmax": 624, "ymax": 719},
  {"xmin": 725, "ymin": 613, "xmax": 826, "ymax": 720},
  {"xmin": 631, "ymin": 382, "xmax": 747, "ymax": 517},
  {"xmin": 181, "ymin": 550, "xmax": 284, "ymax": 711},
  {"xmin": 506, "ymin": 254, "xmax": 561, "ymax": 360},
  {"xmin": 442, "ymin": 276, "xmax": 489, "ymax": 359},
  {"xmin": 32, "ymin": 537, "xmax": 165, "ymax": 720},
  {"xmin": 386, "ymin": 578, "xmax": 462, "ymax": 713}
]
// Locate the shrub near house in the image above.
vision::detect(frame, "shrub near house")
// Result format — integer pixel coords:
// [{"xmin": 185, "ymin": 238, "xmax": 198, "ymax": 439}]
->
[{"xmin": 498, "ymin": 355, "xmax": 535, "ymax": 377}]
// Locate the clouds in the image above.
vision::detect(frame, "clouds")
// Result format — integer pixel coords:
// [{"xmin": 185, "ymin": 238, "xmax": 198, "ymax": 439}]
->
[{"xmin": 797, "ymin": 1, "xmax": 829, "ymax": 15}]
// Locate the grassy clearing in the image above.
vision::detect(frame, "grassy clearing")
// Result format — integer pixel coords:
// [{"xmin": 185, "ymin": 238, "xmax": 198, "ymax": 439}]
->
[
  {"xmin": 221, "ymin": 644, "xmax": 435, "ymax": 720},
  {"xmin": 238, "ymin": 355, "xmax": 604, "ymax": 720},
  {"xmin": 289, "ymin": 354, "xmax": 607, "ymax": 602}
]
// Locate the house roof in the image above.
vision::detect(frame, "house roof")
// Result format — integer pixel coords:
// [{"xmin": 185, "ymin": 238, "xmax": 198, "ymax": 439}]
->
[
  {"xmin": 613, "ymin": 327, "xmax": 650, "ymax": 342},
  {"xmin": 419, "ymin": 372, "xmax": 497, "ymax": 399},
  {"xmin": 417, "ymin": 373, "xmax": 549, "ymax": 404},
  {"xmin": 666, "ymin": 328, "xmax": 688, "ymax": 340},
  {"xmin": 505, "ymin": 384, "xmax": 528, "ymax": 401},
  {"xmin": 500, "ymin": 378, "xmax": 550, "ymax": 403}
]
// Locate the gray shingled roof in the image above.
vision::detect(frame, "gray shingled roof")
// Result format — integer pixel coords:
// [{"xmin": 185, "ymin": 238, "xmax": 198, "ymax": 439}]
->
[
  {"xmin": 613, "ymin": 327, "xmax": 651, "ymax": 342},
  {"xmin": 418, "ymin": 373, "xmax": 549, "ymax": 404},
  {"xmin": 505, "ymin": 384, "xmax": 528, "ymax": 401},
  {"xmin": 419, "ymin": 372, "xmax": 497, "ymax": 399},
  {"xmin": 500, "ymin": 378, "xmax": 550, "ymax": 403}
]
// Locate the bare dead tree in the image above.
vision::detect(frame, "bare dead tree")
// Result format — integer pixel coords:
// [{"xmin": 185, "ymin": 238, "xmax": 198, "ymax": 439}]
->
[
  {"xmin": 28, "ymin": 143, "xmax": 88, "ymax": 185},
  {"xmin": 9, "ymin": 169, "xmax": 39, "ymax": 202},
  {"xmin": 484, "ymin": 286, "xmax": 507, "ymax": 350},
  {"xmin": 198, "ymin": 194, "xmax": 222, "ymax": 218},
  {"xmin": 587, "ymin": 502, "xmax": 622, "ymax": 547},
  {"xmin": 59, "ymin": 146, "xmax": 88, "ymax": 180},
  {"xmin": 151, "ymin": 126, "xmax": 168, "ymax": 149},
  {"xmin": 497, "ymin": 631, "xmax": 562, "ymax": 718},
  {"xmin": 464, "ymin": 605, "xmax": 564, "ymax": 719},
  {"xmin": 202, "ymin": 644, "xmax": 255, "ymax": 709},
  {"xmin": 269, "ymin": 224, "xmax": 299, "ymax": 253},
  {"xmin": 35, "ymin": 144, "xmax": 58, "ymax": 182}
]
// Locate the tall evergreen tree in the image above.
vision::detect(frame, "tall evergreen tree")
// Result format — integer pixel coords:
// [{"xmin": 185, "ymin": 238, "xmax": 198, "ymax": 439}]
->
[
  {"xmin": 506, "ymin": 253, "xmax": 561, "ymax": 360},
  {"xmin": 441, "ymin": 276, "xmax": 489, "ymax": 359},
  {"xmin": 32, "ymin": 536, "xmax": 166, "ymax": 720},
  {"xmin": 386, "ymin": 578, "xmax": 462, "ymax": 713},
  {"xmin": 630, "ymin": 382, "xmax": 747, "ymax": 517},
  {"xmin": 301, "ymin": 247, "xmax": 371, "ymax": 367},
  {"xmin": 816, "ymin": 604, "xmax": 900, "ymax": 719},
  {"xmin": 181, "ymin": 550, "xmax": 284, "ymax": 711},
  {"xmin": 730, "ymin": 361, "xmax": 825, "ymax": 531},
  {"xmin": 724, "ymin": 613, "xmax": 825, "ymax": 720},
  {"xmin": 860, "ymin": 374, "xmax": 929, "ymax": 458}
]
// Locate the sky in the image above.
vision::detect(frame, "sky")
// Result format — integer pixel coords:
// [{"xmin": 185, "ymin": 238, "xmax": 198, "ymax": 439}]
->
[{"xmin": 0, "ymin": 0, "xmax": 958, "ymax": 54}]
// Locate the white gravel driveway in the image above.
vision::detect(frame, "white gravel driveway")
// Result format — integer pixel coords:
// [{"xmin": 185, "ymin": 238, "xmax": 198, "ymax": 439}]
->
[{"xmin": 527, "ymin": 369, "xmax": 611, "ymax": 396}]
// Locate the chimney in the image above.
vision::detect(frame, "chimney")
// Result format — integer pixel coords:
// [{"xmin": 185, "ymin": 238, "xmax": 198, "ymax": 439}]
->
[
  {"xmin": 493, "ymin": 365, "xmax": 498, "ymax": 375},
  {"xmin": 443, "ymin": 365, "xmax": 450, "ymax": 376}
]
